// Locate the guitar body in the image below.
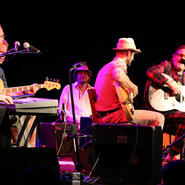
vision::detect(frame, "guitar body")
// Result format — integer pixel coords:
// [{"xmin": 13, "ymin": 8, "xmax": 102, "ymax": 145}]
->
[
  {"xmin": 115, "ymin": 83, "xmax": 135, "ymax": 121},
  {"xmin": 148, "ymin": 85, "xmax": 185, "ymax": 112},
  {"xmin": 0, "ymin": 79, "xmax": 4, "ymax": 89},
  {"xmin": 148, "ymin": 73, "xmax": 185, "ymax": 112}
]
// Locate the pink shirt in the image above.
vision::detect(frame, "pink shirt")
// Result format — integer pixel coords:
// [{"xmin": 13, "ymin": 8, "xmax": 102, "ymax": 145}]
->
[
  {"xmin": 58, "ymin": 82, "xmax": 93, "ymax": 127},
  {"xmin": 94, "ymin": 57, "xmax": 127, "ymax": 111}
]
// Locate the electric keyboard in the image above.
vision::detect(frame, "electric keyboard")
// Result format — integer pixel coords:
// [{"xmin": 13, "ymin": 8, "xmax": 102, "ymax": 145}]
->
[
  {"xmin": 0, "ymin": 97, "xmax": 59, "ymax": 115},
  {"xmin": 0, "ymin": 97, "xmax": 59, "ymax": 147},
  {"xmin": 13, "ymin": 97, "xmax": 58, "ymax": 108}
]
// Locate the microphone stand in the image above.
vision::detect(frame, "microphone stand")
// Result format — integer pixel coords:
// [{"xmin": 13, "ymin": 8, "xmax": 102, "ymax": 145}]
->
[
  {"xmin": 68, "ymin": 67, "xmax": 82, "ymax": 172},
  {"xmin": 0, "ymin": 49, "xmax": 39, "ymax": 58},
  {"xmin": 163, "ymin": 134, "xmax": 185, "ymax": 160}
]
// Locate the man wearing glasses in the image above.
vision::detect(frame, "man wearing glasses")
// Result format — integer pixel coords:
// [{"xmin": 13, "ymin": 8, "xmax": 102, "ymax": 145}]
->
[
  {"xmin": 144, "ymin": 45, "xmax": 185, "ymax": 159},
  {"xmin": 0, "ymin": 24, "xmax": 39, "ymax": 147},
  {"xmin": 0, "ymin": 25, "xmax": 13, "ymax": 103}
]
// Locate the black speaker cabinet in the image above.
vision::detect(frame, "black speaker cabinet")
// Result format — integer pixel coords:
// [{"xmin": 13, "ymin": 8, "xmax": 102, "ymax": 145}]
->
[
  {"xmin": 0, "ymin": 147, "xmax": 60, "ymax": 185},
  {"xmin": 39, "ymin": 122, "xmax": 57, "ymax": 148},
  {"xmin": 92, "ymin": 124, "xmax": 163, "ymax": 185},
  {"xmin": 39, "ymin": 122, "xmax": 75, "ymax": 156},
  {"xmin": 54, "ymin": 122, "xmax": 75, "ymax": 156}
]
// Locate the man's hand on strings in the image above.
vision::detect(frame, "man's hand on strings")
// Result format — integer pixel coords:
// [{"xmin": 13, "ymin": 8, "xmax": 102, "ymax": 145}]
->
[{"xmin": 25, "ymin": 83, "xmax": 40, "ymax": 95}]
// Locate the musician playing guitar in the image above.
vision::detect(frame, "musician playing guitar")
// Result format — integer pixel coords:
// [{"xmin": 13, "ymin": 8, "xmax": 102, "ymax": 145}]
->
[
  {"xmin": 0, "ymin": 25, "xmax": 39, "ymax": 147},
  {"xmin": 94, "ymin": 37, "xmax": 164, "ymax": 129},
  {"xmin": 144, "ymin": 45, "xmax": 185, "ymax": 157},
  {"xmin": 0, "ymin": 25, "xmax": 61, "ymax": 147}
]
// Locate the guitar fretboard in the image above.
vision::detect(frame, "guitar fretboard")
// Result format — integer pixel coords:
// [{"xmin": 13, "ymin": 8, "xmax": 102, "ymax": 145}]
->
[{"xmin": 0, "ymin": 84, "xmax": 44, "ymax": 94}]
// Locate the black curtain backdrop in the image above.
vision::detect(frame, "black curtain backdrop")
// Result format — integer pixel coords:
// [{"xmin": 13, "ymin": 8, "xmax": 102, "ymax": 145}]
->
[{"xmin": 1, "ymin": 1, "xmax": 184, "ymax": 107}]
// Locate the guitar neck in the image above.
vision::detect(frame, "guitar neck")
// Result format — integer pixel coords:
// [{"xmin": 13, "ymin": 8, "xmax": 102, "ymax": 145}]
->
[{"xmin": 0, "ymin": 84, "xmax": 44, "ymax": 94}]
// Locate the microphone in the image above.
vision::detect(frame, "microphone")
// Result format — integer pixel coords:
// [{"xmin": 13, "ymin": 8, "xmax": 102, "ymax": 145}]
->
[
  {"xmin": 23, "ymin": 42, "xmax": 41, "ymax": 53},
  {"xmin": 14, "ymin": 41, "xmax": 20, "ymax": 51},
  {"xmin": 180, "ymin": 59, "xmax": 185, "ymax": 64}
]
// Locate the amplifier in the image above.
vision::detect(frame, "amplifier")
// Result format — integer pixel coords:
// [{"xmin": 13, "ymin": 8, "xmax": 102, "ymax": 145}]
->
[
  {"xmin": 39, "ymin": 122, "xmax": 75, "ymax": 156},
  {"xmin": 92, "ymin": 124, "xmax": 163, "ymax": 185},
  {"xmin": 54, "ymin": 122, "xmax": 75, "ymax": 156}
]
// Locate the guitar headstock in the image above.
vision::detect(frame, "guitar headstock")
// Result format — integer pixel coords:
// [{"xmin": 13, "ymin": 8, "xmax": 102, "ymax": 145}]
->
[{"xmin": 44, "ymin": 81, "xmax": 61, "ymax": 91}]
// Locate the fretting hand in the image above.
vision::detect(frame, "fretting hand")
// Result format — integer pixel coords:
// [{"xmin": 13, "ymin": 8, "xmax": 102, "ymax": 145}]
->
[{"xmin": 25, "ymin": 83, "xmax": 40, "ymax": 95}]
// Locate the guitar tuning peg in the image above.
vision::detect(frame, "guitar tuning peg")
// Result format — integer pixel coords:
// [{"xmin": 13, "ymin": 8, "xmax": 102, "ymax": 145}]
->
[{"xmin": 53, "ymin": 79, "xmax": 59, "ymax": 82}]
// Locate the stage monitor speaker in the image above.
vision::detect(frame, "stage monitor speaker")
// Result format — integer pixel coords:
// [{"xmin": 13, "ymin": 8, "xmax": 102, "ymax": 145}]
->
[
  {"xmin": 92, "ymin": 124, "xmax": 163, "ymax": 185},
  {"xmin": 0, "ymin": 147, "xmax": 60, "ymax": 185}
]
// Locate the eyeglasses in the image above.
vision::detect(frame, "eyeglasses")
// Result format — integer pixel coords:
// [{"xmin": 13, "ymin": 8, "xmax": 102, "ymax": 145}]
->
[
  {"xmin": 0, "ymin": 34, "xmax": 5, "ymax": 39},
  {"xmin": 176, "ymin": 53, "xmax": 185, "ymax": 58}
]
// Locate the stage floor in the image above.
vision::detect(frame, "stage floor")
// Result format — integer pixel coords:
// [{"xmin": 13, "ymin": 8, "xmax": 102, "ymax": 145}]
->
[{"xmin": 58, "ymin": 156, "xmax": 169, "ymax": 185}]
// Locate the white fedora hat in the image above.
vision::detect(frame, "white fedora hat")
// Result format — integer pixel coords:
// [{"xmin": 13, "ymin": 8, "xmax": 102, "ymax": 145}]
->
[{"xmin": 113, "ymin": 37, "xmax": 141, "ymax": 53}]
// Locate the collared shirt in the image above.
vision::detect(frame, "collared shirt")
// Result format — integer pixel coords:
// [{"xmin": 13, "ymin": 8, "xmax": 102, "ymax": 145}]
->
[{"xmin": 58, "ymin": 81, "xmax": 93, "ymax": 128}]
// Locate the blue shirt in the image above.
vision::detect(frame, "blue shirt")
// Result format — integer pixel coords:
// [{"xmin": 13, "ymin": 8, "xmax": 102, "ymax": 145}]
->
[{"xmin": 0, "ymin": 67, "xmax": 8, "ymax": 88}]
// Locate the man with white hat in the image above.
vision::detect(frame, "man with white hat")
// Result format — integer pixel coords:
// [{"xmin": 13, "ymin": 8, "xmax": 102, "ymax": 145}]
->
[
  {"xmin": 94, "ymin": 37, "xmax": 165, "ymax": 128},
  {"xmin": 58, "ymin": 62, "xmax": 93, "ymax": 130}
]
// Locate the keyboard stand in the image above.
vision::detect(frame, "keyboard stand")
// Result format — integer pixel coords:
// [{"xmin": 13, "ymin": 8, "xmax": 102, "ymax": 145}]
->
[
  {"xmin": 16, "ymin": 115, "xmax": 39, "ymax": 147},
  {"xmin": 23, "ymin": 116, "xmax": 39, "ymax": 147},
  {"xmin": 0, "ymin": 97, "xmax": 59, "ymax": 148},
  {"xmin": 16, "ymin": 115, "xmax": 31, "ymax": 147}
]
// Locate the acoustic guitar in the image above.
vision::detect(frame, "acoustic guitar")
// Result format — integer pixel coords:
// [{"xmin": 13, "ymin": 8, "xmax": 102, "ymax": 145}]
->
[
  {"xmin": 148, "ymin": 73, "xmax": 185, "ymax": 112},
  {"xmin": 0, "ymin": 79, "xmax": 61, "ymax": 94},
  {"xmin": 115, "ymin": 82, "xmax": 135, "ymax": 121}
]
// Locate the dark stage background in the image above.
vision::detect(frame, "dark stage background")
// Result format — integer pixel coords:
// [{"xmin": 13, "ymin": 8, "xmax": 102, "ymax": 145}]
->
[{"xmin": 1, "ymin": 1, "xmax": 185, "ymax": 108}]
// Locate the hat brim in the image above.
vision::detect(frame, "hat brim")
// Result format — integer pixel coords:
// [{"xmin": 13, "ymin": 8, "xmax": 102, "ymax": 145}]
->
[
  {"xmin": 113, "ymin": 48, "xmax": 141, "ymax": 53},
  {"xmin": 76, "ymin": 69, "xmax": 89, "ymax": 71}
]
